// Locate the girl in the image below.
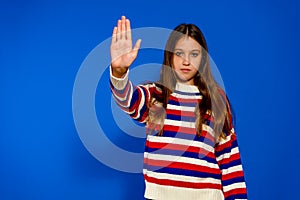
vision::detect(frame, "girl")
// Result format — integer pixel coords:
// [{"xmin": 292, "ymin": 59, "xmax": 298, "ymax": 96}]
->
[{"xmin": 110, "ymin": 16, "xmax": 247, "ymax": 200}]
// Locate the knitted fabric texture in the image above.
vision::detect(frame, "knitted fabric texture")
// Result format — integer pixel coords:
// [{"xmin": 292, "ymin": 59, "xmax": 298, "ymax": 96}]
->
[{"xmin": 110, "ymin": 69, "xmax": 247, "ymax": 200}]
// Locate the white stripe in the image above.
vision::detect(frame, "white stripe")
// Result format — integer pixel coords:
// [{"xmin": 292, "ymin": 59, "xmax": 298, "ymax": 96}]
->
[
  {"xmin": 116, "ymin": 102, "xmax": 135, "ymax": 115},
  {"xmin": 203, "ymin": 124, "xmax": 216, "ymax": 138},
  {"xmin": 221, "ymin": 165, "xmax": 244, "ymax": 175},
  {"xmin": 216, "ymin": 147, "xmax": 239, "ymax": 162},
  {"xmin": 164, "ymin": 119, "xmax": 195, "ymax": 128},
  {"xmin": 172, "ymin": 92, "xmax": 202, "ymax": 99},
  {"xmin": 121, "ymin": 107, "xmax": 135, "ymax": 115},
  {"xmin": 175, "ymin": 82, "xmax": 199, "ymax": 93},
  {"xmin": 143, "ymin": 169, "xmax": 221, "ymax": 184},
  {"xmin": 115, "ymin": 86, "xmax": 135, "ymax": 115},
  {"xmin": 144, "ymin": 83, "xmax": 162, "ymax": 93},
  {"xmin": 217, "ymin": 133, "xmax": 232, "ymax": 145},
  {"xmin": 130, "ymin": 87, "xmax": 145, "ymax": 119},
  {"xmin": 113, "ymin": 83, "xmax": 133, "ymax": 105},
  {"xmin": 144, "ymin": 152, "xmax": 220, "ymax": 169},
  {"xmin": 144, "ymin": 182, "xmax": 224, "ymax": 200},
  {"xmin": 147, "ymin": 135, "xmax": 214, "ymax": 153},
  {"xmin": 163, "ymin": 120, "xmax": 215, "ymax": 138},
  {"xmin": 109, "ymin": 67, "xmax": 129, "ymax": 90},
  {"xmin": 223, "ymin": 182, "xmax": 246, "ymax": 192},
  {"xmin": 167, "ymin": 104, "xmax": 196, "ymax": 112}
]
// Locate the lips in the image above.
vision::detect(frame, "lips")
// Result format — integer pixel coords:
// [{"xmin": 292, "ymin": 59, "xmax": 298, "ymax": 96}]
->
[{"xmin": 180, "ymin": 68, "xmax": 191, "ymax": 73}]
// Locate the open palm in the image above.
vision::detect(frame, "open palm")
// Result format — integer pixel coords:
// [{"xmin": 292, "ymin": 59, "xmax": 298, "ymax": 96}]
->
[{"xmin": 110, "ymin": 16, "xmax": 141, "ymax": 77}]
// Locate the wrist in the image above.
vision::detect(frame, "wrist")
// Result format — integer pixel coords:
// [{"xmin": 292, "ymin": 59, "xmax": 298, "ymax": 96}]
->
[{"xmin": 111, "ymin": 67, "xmax": 128, "ymax": 78}]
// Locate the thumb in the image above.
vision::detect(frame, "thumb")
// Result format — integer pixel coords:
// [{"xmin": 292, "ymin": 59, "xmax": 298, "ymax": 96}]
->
[
  {"xmin": 133, "ymin": 39, "xmax": 142, "ymax": 52},
  {"xmin": 130, "ymin": 39, "xmax": 141, "ymax": 59}
]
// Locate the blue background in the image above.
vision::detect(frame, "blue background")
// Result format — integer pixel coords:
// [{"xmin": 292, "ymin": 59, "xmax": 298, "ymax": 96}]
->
[{"xmin": 1, "ymin": 0, "xmax": 300, "ymax": 199}]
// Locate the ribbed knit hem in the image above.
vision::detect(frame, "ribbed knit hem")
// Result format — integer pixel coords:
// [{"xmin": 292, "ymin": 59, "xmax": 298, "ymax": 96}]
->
[
  {"xmin": 144, "ymin": 182, "xmax": 224, "ymax": 200},
  {"xmin": 109, "ymin": 66, "xmax": 129, "ymax": 90}
]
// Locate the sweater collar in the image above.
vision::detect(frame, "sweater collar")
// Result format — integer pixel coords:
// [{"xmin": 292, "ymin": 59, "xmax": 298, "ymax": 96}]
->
[{"xmin": 175, "ymin": 82, "xmax": 199, "ymax": 93}]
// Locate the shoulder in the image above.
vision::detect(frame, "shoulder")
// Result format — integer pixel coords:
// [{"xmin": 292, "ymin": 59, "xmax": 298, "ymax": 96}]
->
[
  {"xmin": 216, "ymin": 87, "xmax": 228, "ymax": 101},
  {"xmin": 139, "ymin": 82, "xmax": 162, "ymax": 94}
]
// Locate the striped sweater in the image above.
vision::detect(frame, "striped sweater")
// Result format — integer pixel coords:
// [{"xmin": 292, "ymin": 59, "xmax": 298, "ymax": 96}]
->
[{"xmin": 110, "ymin": 69, "xmax": 247, "ymax": 200}]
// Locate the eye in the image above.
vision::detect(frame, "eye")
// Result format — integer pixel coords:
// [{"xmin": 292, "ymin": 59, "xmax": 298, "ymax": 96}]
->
[
  {"xmin": 191, "ymin": 52, "xmax": 199, "ymax": 57},
  {"xmin": 175, "ymin": 51, "xmax": 184, "ymax": 57}
]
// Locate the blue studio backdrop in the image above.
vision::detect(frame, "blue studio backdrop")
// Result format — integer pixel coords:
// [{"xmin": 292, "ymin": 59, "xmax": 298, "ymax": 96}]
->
[{"xmin": 1, "ymin": 0, "xmax": 300, "ymax": 199}]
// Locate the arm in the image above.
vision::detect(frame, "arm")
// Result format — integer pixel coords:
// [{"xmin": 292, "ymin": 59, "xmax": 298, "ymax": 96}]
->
[
  {"xmin": 214, "ymin": 89, "xmax": 247, "ymax": 199},
  {"xmin": 110, "ymin": 68, "xmax": 154, "ymax": 123},
  {"xmin": 109, "ymin": 16, "xmax": 158, "ymax": 123},
  {"xmin": 110, "ymin": 16, "xmax": 141, "ymax": 78},
  {"xmin": 215, "ymin": 130, "xmax": 248, "ymax": 200}
]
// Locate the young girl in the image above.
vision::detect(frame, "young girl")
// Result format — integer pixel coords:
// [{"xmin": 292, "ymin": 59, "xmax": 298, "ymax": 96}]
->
[{"xmin": 110, "ymin": 16, "xmax": 247, "ymax": 200}]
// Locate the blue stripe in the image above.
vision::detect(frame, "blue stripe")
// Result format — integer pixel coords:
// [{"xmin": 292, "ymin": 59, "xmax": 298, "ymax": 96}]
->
[
  {"xmin": 146, "ymin": 148, "xmax": 218, "ymax": 164},
  {"xmin": 198, "ymin": 133, "xmax": 215, "ymax": 147},
  {"xmin": 129, "ymin": 86, "xmax": 141, "ymax": 107},
  {"xmin": 168, "ymin": 99, "xmax": 198, "ymax": 107},
  {"xmin": 225, "ymin": 193, "xmax": 247, "ymax": 200},
  {"xmin": 215, "ymin": 140, "xmax": 238, "ymax": 157},
  {"xmin": 166, "ymin": 114, "xmax": 196, "ymax": 122},
  {"xmin": 128, "ymin": 86, "xmax": 148, "ymax": 122},
  {"xmin": 204, "ymin": 119, "xmax": 214, "ymax": 127},
  {"xmin": 219, "ymin": 159, "xmax": 241, "ymax": 170},
  {"xmin": 131, "ymin": 105, "xmax": 147, "ymax": 122},
  {"xmin": 174, "ymin": 90, "xmax": 201, "ymax": 96},
  {"xmin": 144, "ymin": 165, "xmax": 221, "ymax": 179},
  {"xmin": 222, "ymin": 177, "xmax": 245, "ymax": 186},
  {"xmin": 111, "ymin": 82, "xmax": 132, "ymax": 105},
  {"xmin": 161, "ymin": 130, "xmax": 215, "ymax": 147},
  {"xmin": 110, "ymin": 80, "xmax": 130, "ymax": 94},
  {"xmin": 161, "ymin": 130, "xmax": 196, "ymax": 140}
]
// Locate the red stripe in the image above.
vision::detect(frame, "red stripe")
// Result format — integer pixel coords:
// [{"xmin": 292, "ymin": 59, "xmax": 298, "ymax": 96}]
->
[
  {"xmin": 222, "ymin": 171, "xmax": 245, "ymax": 181},
  {"xmin": 146, "ymin": 123, "xmax": 161, "ymax": 130},
  {"xmin": 215, "ymin": 140, "xmax": 231, "ymax": 152},
  {"xmin": 163, "ymin": 125, "xmax": 196, "ymax": 134},
  {"xmin": 169, "ymin": 95, "xmax": 201, "ymax": 103},
  {"xmin": 215, "ymin": 134, "xmax": 236, "ymax": 152},
  {"xmin": 144, "ymin": 174, "xmax": 222, "ymax": 190},
  {"xmin": 149, "ymin": 85, "xmax": 162, "ymax": 95},
  {"xmin": 163, "ymin": 125, "xmax": 215, "ymax": 144},
  {"xmin": 146, "ymin": 141, "xmax": 215, "ymax": 158},
  {"xmin": 114, "ymin": 81, "xmax": 131, "ymax": 99},
  {"xmin": 139, "ymin": 109, "xmax": 149, "ymax": 122},
  {"xmin": 138, "ymin": 86, "xmax": 150, "ymax": 122},
  {"xmin": 206, "ymin": 115, "xmax": 214, "ymax": 122},
  {"xmin": 130, "ymin": 87, "xmax": 143, "ymax": 118},
  {"xmin": 219, "ymin": 153, "xmax": 240, "ymax": 166},
  {"xmin": 144, "ymin": 158, "xmax": 221, "ymax": 175},
  {"xmin": 200, "ymin": 129, "xmax": 215, "ymax": 143},
  {"xmin": 224, "ymin": 188, "xmax": 247, "ymax": 198},
  {"xmin": 166, "ymin": 109, "xmax": 195, "ymax": 117}
]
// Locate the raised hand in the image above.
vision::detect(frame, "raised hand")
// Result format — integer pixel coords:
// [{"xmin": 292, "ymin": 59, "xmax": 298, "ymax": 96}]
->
[{"xmin": 110, "ymin": 16, "xmax": 141, "ymax": 78}]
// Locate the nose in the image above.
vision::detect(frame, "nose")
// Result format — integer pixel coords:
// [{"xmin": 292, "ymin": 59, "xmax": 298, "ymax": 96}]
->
[{"xmin": 182, "ymin": 55, "xmax": 190, "ymax": 66}]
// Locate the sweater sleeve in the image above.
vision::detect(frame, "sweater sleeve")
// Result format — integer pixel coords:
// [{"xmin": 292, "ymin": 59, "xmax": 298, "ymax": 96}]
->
[
  {"xmin": 215, "ymin": 128, "xmax": 248, "ymax": 200},
  {"xmin": 109, "ymin": 67, "xmax": 157, "ymax": 123}
]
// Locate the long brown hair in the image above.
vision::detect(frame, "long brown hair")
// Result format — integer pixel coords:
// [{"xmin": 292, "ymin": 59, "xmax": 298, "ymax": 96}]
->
[{"xmin": 150, "ymin": 24, "xmax": 234, "ymax": 141}]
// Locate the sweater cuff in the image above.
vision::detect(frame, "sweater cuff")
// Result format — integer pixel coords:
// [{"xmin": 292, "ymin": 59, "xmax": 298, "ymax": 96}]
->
[{"xmin": 109, "ymin": 66, "xmax": 129, "ymax": 90}]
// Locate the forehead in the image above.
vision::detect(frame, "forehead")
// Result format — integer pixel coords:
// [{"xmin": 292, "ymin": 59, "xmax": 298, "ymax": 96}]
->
[{"xmin": 174, "ymin": 36, "xmax": 202, "ymax": 50}]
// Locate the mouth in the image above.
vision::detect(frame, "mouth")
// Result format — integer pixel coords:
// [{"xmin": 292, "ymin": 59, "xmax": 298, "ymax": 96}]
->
[{"xmin": 180, "ymin": 68, "xmax": 191, "ymax": 73}]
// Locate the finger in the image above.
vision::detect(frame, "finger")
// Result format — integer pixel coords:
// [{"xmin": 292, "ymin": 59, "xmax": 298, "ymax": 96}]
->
[
  {"xmin": 126, "ymin": 19, "xmax": 131, "ymax": 41},
  {"xmin": 121, "ymin": 16, "xmax": 126, "ymax": 39},
  {"xmin": 117, "ymin": 19, "xmax": 121, "ymax": 41},
  {"xmin": 112, "ymin": 26, "xmax": 117, "ymax": 44},
  {"xmin": 133, "ymin": 39, "xmax": 142, "ymax": 51},
  {"xmin": 130, "ymin": 39, "xmax": 142, "ymax": 59}
]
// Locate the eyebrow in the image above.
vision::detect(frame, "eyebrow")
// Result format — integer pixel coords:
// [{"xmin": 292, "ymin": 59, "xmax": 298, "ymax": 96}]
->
[{"xmin": 174, "ymin": 48, "xmax": 201, "ymax": 52}]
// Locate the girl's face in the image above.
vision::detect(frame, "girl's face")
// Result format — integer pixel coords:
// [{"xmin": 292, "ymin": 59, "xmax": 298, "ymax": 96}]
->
[{"xmin": 172, "ymin": 36, "xmax": 202, "ymax": 85}]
